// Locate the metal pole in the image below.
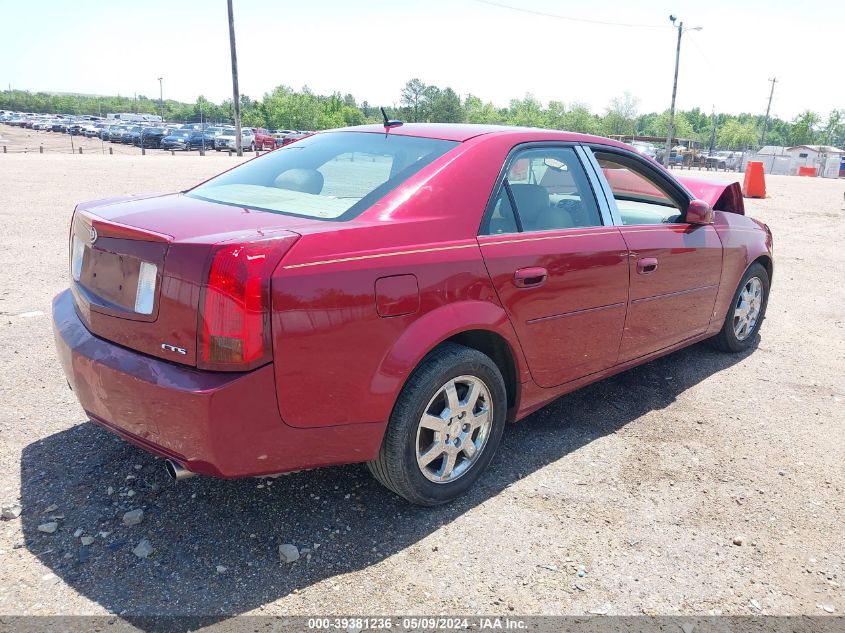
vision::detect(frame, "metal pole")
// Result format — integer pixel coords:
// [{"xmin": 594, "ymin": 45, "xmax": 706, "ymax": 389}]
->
[
  {"xmin": 200, "ymin": 99, "xmax": 205, "ymax": 153},
  {"xmin": 663, "ymin": 20, "xmax": 683, "ymax": 166},
  {"xmin": 227, "ymin": 0, "xmax": 243, "ymax": 157},
  {"xmin": 760, "ymin": 77, "xmax": 777, "ymax": 146},
  {"xmin": 158, "ymin": 77, "xmax": 163, "ymax": 121},
  {"xmin": 708, "ymin": 106, "xmax": 716, "ymax": 155}
]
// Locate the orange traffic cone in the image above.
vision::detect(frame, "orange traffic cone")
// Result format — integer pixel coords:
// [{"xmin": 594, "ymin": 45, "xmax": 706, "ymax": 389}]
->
[{"xmin": 742, "ymin": 161, "xmax": 766, "ymax": 198}]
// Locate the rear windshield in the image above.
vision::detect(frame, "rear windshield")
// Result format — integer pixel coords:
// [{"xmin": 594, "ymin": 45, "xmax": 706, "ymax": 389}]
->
[{"xmin": 187, "ymin": 131, "xmax": 458, "ymax": 221}]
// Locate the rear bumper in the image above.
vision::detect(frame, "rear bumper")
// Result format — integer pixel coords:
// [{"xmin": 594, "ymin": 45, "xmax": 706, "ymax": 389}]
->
[{"xmin": 52, "ymin": 289, "xmax": 385, "ymax": 478}]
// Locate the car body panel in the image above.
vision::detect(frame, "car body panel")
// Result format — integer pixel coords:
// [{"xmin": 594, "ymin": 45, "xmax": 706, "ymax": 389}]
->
[
  {"xmin": 271, "ymin": 235, "xmax": 520, "ymax": 428},
  {"xmin": 707, "ymin": 211, "xmax": 773, "ymax": 335},
  {"xmin": 53, "ymin": 290, "xmax": 383, "ymax": 477},
  {"xmin": 478, "ymin": 227, "xmax": 630, "ymax": 387},
  {"xmin": 616, "ymin": 223, "xmax": 723, "ymax": 361}
]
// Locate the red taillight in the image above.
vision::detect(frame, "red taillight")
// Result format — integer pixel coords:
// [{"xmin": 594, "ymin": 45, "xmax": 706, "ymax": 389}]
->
[{"xmin": 199, "ymin": 233, "xmax": 298, "ymax": 370}]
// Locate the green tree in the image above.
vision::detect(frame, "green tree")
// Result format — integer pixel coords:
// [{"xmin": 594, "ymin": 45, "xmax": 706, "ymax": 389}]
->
[
  {"xmin": 822, "ymin": 110, "xmax": 844, "ymax": 147},
  {"xmin": 789, "ymin": 110, "xmax": 820, "ymax": 145},
  {"xmin": 428, "ymin": 87, "xmax": 463, "ymax": 123},
  {"xmin": 717, "ymin": 120, "xmax": 758, "ymax": 149},
  {"xmin": 507, "ymin": 94, "xmax": 546, "ymax": 128},
  {"xmin": 562, "ymin": 103, "xmax": 599, "ymax": 134},
  {"xmin": 645, "ymin": 110, "xmax": 696, "ymax": 140},
  {"xmin": 464, "ymin": 94, "xmax": 501, "ymax": 124},
  {"xmin": 602, "ymin": 92, "xmax": 639, "ymax": 136},
  {"xmin": 400, "ymin": 78, "xmax": 428, "ymax": 122}
]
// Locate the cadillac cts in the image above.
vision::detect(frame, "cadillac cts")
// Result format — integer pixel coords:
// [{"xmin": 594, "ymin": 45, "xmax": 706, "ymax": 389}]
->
[{"xmin": 53, "ymin": 124, "xmax": 773, "ymax": 505}]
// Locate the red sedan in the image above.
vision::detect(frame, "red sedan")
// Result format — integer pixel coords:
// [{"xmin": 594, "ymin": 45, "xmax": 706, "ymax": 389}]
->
[{"xmin": 53, "ymin": 124, "xmax": 773, "ymax": 505}]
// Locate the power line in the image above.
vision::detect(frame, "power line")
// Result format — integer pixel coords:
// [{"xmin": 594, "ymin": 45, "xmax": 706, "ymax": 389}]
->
[{"xmin": 475, "ymin": 0, "xmax": 671, "ymax": 29}]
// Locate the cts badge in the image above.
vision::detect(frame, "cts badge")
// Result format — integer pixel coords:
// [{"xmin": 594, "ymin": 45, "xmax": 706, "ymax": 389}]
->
[
  {"xmin": 161, "ymin": 343, "xmax": 187, "ymax": 355},
  {"xmin": 89, "ymin": 225, "xmax": 98, "ymax": 244}
]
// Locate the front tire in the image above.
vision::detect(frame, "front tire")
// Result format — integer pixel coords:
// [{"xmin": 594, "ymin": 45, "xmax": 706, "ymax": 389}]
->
[
  {"xmin": 367, "ymin": 343, "xmax": 507, "ymax": 506},
  {"xmin": 710, "ymin": 262, "xmax": 770, "ymax": 352}
]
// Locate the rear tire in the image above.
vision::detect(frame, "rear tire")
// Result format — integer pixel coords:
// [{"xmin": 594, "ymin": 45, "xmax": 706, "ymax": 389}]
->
[
  {"xmin": 367, "ymin": 343, "xmax": 507, "ymax": 506},
  {"xmin": 710, "ymin": 262, "xmax": 770, "ymax": 352}
]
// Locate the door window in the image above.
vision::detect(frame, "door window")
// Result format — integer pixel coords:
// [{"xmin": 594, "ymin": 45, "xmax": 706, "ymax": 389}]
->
[
  {"xmin": 482, "ymin": 147, "xmax": 601, "ymax": 234},
  {"xmin": 594, "ymin": 152, "xmax": 684, "ymax": 225}
]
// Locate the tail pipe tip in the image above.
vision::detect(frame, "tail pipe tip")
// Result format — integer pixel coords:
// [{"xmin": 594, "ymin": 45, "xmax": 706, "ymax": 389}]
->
[{"xmin": 165, "ymin": 459, "xmax": 197, "ymax": 481}]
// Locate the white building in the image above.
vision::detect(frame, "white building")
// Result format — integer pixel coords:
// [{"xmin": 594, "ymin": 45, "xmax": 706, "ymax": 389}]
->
[
  {"xmin": 785, "ymin": 145, "xmax": 844, "ymax": 178},
  {"xmin": 742, "ymin": 146, "xmax": 792, "ymax": 175},
  {"xmin": 743, "ymin": 144, "xmax": 844, "ymax": 178}
]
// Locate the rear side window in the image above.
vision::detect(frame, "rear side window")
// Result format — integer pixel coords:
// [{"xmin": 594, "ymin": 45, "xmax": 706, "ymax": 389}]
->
[
  {"xmin": 481, "ymin": 146, "xmax": 601, "ymax": 234},
  {"xmin": 188, "ymin": 132, "xmax": 458, "ymax": 221}
]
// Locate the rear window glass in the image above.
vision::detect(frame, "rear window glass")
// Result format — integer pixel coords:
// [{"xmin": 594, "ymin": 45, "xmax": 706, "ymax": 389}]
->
[{"xmin": 187, "ymin": 131, "xmax": 458, "ymax": 221}]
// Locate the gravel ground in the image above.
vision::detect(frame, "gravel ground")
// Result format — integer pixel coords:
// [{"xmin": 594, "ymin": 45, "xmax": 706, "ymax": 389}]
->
[{"xmin": 0, "ymin": 144, "xmax": 843, "ymax": 619}]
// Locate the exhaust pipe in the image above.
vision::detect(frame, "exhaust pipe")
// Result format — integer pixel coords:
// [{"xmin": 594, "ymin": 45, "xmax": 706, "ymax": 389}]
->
[{"xmin": 165, "ymin": 459, "xmax": 197, "ymax": 481}]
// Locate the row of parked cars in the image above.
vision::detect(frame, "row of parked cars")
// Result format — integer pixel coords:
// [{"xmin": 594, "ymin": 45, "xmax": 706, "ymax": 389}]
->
[{"xmin": 0, "ymin": 111, "xmax": 313, "ymax": 151}]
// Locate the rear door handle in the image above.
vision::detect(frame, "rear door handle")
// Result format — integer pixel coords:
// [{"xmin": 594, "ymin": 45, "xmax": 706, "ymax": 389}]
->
[
  {"xmin": 637, "ymin": 257, "xmax": 658, "ymax": 275},
  {"xmin": 513, "ymin": 267, "xmax": 548, "ymax": 288}
]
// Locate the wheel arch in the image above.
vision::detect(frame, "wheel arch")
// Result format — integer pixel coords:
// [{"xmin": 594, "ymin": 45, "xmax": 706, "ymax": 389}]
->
[
  {"xmin": 443, "ymin": 329, "xmax": 519, "ymax": 412},
  {"xmin": 750, "ymin": 254, "xmax": 773, "ymax": 285},
  {"xmin": 373, "ymin": 301, "xmax": 529, "ymax": 422}
]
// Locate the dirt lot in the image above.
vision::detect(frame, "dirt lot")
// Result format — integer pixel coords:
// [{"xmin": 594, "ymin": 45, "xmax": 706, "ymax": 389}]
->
[{"xmin": 0, "ymin": 136, "xmax": 843, "ymax": 620}]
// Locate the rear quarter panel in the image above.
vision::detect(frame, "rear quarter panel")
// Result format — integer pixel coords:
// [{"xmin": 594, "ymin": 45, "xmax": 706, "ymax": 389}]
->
[{"xmin": 270, "ymin": 234, "xmax": 526, "ymax": 428}]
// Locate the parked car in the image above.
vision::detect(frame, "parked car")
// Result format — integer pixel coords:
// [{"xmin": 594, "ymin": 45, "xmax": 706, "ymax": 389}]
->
[
  {"xmin": 100, "ymin": 124, "xmax": 122, "ymax": 141},
  {"xmin": 253, "ymin": 127, "xmax": 275, "ymax": 150},
  {"xmin": 139, "ymin": 126, "xmax": 171, "ymax": 149},
  {"xmin": 180, "ymin": 123, "xmax": 210, "ymax": 132},
  {"xmin": 161, "ymin": 129, "xmax": 206, "ymax": 150},
  {"xmin": 107, "ymin": 125, "xmax": 132, "ymax": 143},
  {"xmin": 68, "ymin": 122, "xmax": 88, "ymax": 135},
  {"xmin": 52, "ymin": 124, "xmax": 773, "ymax": 505},
  {"xmin": 214, "ymin": 127, "xmax": 256, "ymax": 151},
  {"xmin": 201, "ymin": 126, "xmax": 229, "ymax": 149},
  {"xmin": 279, "ymin": 130, "xmax": 313, "ymax": 146},
  {"xmin": 81, "ymin": 123, "xmax": 103, "ymax": 138},
  {"xmin": 271, "ymin": 129, "xmax": 296, "ymax": 147},
  {"xmin": 128, "ymin": 127, "xmax": 146, "ymax": 146}
]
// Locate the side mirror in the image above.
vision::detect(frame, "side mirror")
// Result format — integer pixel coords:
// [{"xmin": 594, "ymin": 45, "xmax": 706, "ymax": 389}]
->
[{"xmin": 687, "ymin": 199, "xmax": 714, "ymax": 225}]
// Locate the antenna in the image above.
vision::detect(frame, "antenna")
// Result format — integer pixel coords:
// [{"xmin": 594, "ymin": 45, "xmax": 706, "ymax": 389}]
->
[{"xmin": 380, "ymin": 106, "xmax": 404, "ymax": 130}]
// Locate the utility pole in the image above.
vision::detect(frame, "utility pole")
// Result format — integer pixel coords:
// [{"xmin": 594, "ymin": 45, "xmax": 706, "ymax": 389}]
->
[
  {"xmin": 708, "ymin": 105, "xmax": 717, "ymax": 155},
  {"xmin": 227, "ymin": 0, "xmax": 243, "ymax": 156},
  {"xmin": 157, "ymin": 77, "xmax": 163, "ymax": 121},
  {"xmin": 663, "ymin": 16, "xmax": 702, "ymax": 165},
  {"xmin": 760, "ymin": 77, "xmax": 777, "ymax": 146}
]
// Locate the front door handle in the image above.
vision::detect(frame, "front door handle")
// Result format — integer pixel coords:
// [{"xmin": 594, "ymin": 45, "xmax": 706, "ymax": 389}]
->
[
  {"xmin": 513, "ymin": 267, "xmax": 548, "ymax": 288},
  {"xmin": 637, "ymin": 257, "xmax": 659, "ymax": 275}
]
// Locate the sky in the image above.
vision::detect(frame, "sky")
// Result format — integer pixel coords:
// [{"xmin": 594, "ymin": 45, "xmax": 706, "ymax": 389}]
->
[{"xmin": 2, "ymin": 0, "xmax": 843, "ymax": 120}]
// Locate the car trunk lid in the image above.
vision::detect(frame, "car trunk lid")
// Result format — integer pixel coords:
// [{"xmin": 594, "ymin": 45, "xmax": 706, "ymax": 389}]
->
[{"xmin": 70, "ymin": 193, "xmax": 316, "ymax": 366}]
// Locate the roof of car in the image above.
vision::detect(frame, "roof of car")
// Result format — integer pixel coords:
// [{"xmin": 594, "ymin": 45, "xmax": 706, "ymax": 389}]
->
[{"xmin": 331, "ymin": 123, "xmax": 630, "ymax": 148}]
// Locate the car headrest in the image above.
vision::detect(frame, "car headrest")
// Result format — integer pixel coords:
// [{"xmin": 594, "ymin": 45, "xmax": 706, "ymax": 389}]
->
[
  {"xmin": 274, "ymin": 168, "xmax": 324, "ymax": 195},
  {"xmin": 509, "ymin": 184, "xmax": 549, "ymax": 226}
]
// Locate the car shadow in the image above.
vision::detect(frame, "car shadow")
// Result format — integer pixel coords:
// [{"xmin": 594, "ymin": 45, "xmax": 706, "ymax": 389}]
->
[{"xmin": 19, "ymin": 340, "xmax": 754, "ymax": 626}]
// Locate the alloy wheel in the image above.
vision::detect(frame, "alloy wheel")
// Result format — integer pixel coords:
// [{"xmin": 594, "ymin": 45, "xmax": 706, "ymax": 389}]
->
[
  {"xmin": 733, "ymin": 276, "xmax": 763, "ymax": 341},
  {"xmin": 415, "ymin": 375, "xmax": 493, "ymax": 483}
]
